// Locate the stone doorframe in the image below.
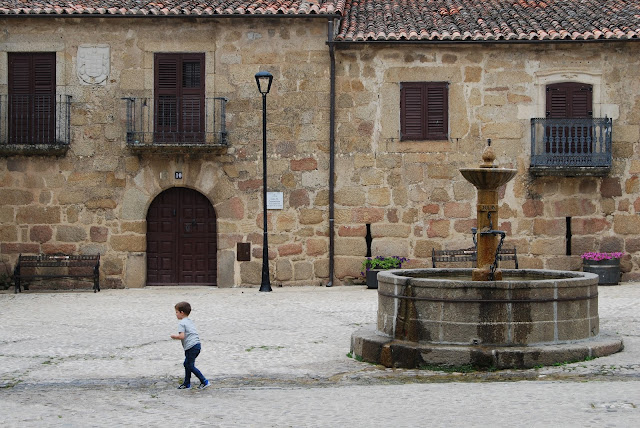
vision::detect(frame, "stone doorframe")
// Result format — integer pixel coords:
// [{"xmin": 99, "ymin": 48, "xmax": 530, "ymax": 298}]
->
[{"xmin": 120, "ymin": 184, "xmax": 220, "ymax": 288}]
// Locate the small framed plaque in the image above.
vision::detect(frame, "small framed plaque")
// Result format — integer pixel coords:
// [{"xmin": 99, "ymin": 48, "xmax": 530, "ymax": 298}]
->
[{"xmin": 266, "ymin": 192, "xmax": 284, "ymax": 210}]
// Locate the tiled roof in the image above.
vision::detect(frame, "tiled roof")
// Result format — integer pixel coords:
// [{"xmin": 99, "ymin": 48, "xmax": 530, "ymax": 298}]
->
[
  {"xmin": 2, "ymin": 1, "xmax": 639, "ymax": 43},
  {"xmin": 335, "ymin": 0, "xmax": 640, "ymax": 42},
  {"xmin": 0, "ymin": 1, "xmax": 340, "ymax": 16}
]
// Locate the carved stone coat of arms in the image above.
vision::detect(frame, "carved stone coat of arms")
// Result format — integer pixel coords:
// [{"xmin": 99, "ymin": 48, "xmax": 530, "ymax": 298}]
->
[{"xmin": 77, "ymin": 45, "xmax": 110, "ymax": 85}]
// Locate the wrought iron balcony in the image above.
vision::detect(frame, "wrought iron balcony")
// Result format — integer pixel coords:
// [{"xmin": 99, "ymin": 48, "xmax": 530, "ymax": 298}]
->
[
  {"xmin": 123, "ymin": 97, "xmax": 228, "ymax": 153},
  {"xmin": 530, "ymin": 117, "xmax": 612, "ymax": 176},
  {"xmin": 0, "ymin": 94, "xmax": 72, "ymax": 156}
]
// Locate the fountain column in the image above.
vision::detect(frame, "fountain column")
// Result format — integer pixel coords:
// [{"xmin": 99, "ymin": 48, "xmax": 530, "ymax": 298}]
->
[{"xmin": 460, "ymin": 141, "xmax": 516, "ymax": 281}]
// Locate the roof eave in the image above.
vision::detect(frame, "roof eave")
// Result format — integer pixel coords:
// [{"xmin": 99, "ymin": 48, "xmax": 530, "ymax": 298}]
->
[
  {"xmin": 0, "ymin": 11, "xmax": 341, "ymax": 19},
  {"xmin": 332, "ymin": 37, "xmax": 640, "ymax": 45}
]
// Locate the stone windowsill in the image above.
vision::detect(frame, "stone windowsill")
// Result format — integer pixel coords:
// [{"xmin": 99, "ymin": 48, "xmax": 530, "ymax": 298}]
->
[{"xmin": 0, "ymin": 144, "xmax": 69, "ymax": 157}]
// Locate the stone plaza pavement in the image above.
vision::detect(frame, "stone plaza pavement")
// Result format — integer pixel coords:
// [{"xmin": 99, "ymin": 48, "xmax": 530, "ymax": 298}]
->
[{"xmin": 1, "ymin": 283, "xmax": 639, "ymax": 427}]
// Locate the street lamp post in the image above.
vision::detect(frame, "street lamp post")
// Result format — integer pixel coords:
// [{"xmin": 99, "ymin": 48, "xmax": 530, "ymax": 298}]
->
[{"xmin": 255, "ymin": 71, "xmax": 273, "ymax": 292}]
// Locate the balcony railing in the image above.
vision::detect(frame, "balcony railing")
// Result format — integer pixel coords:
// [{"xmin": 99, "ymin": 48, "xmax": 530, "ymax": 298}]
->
[
  {"xmin": 530, "ymin": 117, "xmax": 612, "ymax": 176},
  {"xmin": 123, "ymin": 97, "xmax": 228, "ymax": 152},
  {"xmin": 0, "ymin": 94, "xmax": 72, "ymax": 156}
]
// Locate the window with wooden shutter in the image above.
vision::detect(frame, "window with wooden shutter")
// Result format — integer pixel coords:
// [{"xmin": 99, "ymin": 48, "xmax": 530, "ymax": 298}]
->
[
  {"xmin": 545, "ymin": 82, "xmax": 593, "ymax": 154},
  {"xmin": 154, "ymin": 53, "xmax": 205, "ymax": 143},
  {"xmin": 400, "ymin": 82, "xmax": 448, "ymax": 141},
  {"xmin": 8, "ymin": 52, "xmax": 56, "ymax": 144},
  {"xmin": 546, "ymin": 82, "xmax": 592, "ymax": 119}
]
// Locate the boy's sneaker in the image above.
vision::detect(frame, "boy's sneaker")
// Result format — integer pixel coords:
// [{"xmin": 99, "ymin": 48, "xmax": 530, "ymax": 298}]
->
[
  {"xmin": 198, "ymin": 380, "xmax": 210, "ymax": 389},
  {"xmin": 177, "ymin": 384, "xmax": 191, "ymax": 389}
]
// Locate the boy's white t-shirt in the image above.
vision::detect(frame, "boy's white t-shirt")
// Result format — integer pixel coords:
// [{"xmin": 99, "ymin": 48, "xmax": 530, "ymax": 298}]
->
[{"xmin": 178, "ymin": 317, "xmax": 201, "ymax": 351}]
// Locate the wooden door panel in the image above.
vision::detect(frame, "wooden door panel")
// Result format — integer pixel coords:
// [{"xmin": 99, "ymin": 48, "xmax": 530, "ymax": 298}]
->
[
  {"xmin": 195, "ymin": 259, "xmax": 207, "ymax": 271},
  {"xmin": 159, "ymin": 206, "xmax": 173, "ymax": 215},
  {"xmin": 181, "ymin": 255, "xmax": 193, "ymax": 271},
  {"xmin": 147, "ymin": 187, "xmax": 216, "ymax": 286},
  {"xmin": 159, "ymin": 257, "xmax": 173, "ymax": 271},
  {"xmin": 147, "ymin": 188, "xmax": 178, "ymax": 285},
  {"xmin": 158, "ymin": 239, "xmax": 174, "ymax": 253}
]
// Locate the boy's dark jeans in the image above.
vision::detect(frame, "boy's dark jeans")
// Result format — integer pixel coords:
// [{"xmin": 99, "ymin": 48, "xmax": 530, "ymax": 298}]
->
[{"xmin": 183, "ymin": 343, "xmax": 206, "ymax": 386}]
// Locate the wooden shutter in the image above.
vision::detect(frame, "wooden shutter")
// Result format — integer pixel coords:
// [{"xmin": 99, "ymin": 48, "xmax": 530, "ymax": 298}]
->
[
  {"xmin": 180, "ymin": 55, "xmax": 204, "ymax": 143},
  {"xmin": 400, "ymin": 82, "xmax": 448, "ymax": 140},
  {"xmin": 546, "ymin": 82, "xmax": 592, "ymax": 118},
  {"xmin": 545, "ymin": 82, "xmax": 593, "ymax": 154},
  {"xmin": 570, "ymin": 85, "xmax": 592, "ymax": 118},
  {"xmin": 154, "ymin": 53, "xmax": 204, "ymax": 143},
  {"xmin": 400, "ymin": 83, "xmax": 425, "ymax": 140},
  {"xmin": 33, "ymin": 55, "xmax": 56, "ymax": 95},
  {"xmin": 155, "ymin": 54, "xmax": 180, "ymax": 141},
  {"xmin": 8, "ymin": 52, "xmax": 55, "ymax": 144},
  {"xmin": 8, "ymin": 54, "xmax": 32, "ymax": 96},
  {"xmin": 33, "ymin": 55, "xmax": 56, "ymax": 142},
  {"xmin": 426, "ymin": 82, "xmax": 448, "ymax": 139}
]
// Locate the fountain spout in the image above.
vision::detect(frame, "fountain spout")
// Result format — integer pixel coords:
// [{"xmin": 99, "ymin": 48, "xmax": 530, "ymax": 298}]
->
[{"xmin": 473, "ymin": 213, "xmax": 508, "ymax": 281}]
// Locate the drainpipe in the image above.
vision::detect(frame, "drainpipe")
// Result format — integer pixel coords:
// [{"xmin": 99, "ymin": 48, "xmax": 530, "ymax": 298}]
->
[{"xmin": 326, "ymin": 19, "xmax": 336, "ymax": 287}]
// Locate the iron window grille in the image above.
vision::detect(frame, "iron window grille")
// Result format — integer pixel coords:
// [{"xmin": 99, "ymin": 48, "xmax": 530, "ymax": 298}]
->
[
  {"xmin": 123, "ymin": 97, "xmax": 228, "ymax": 151},
  {"xmin": 0, "ymin": 94, "xmax": 72, "ymax": 156}
]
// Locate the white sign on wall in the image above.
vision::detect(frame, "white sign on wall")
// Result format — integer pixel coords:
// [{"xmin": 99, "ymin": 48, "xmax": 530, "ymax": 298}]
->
[{"xmin": 267, "ymin": 192, "xmax": 284, "ymax": 210}]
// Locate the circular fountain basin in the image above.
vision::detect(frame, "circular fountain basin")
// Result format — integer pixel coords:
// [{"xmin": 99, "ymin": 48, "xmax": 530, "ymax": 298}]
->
[{"xmin": 351, "ymin": 268, "xmax": 623, "ymax": 369}]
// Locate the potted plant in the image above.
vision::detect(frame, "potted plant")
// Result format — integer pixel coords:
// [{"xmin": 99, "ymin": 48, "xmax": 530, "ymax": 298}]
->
[
  {"xmin": 361, "ymin": 256, "xmax": 408, "ymax": 289},
  {"xmin": 581, "ymin": 252, "xmax": 624, "ymax": 285}
]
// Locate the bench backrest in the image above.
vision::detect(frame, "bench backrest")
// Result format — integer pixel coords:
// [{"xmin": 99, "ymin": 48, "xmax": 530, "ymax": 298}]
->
[
  {"xmin": 432, "ymin": 247, "xmax": 518, "ymax": 268},
  {"xmin": 18, "ymin": 254, "xmax": 100, "ymax": 268}
]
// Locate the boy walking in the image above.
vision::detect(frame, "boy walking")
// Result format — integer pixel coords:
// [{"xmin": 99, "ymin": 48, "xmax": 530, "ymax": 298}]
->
[{"xmin": 171, "ymin": 301, "xmax": 210, "ymax": 390}]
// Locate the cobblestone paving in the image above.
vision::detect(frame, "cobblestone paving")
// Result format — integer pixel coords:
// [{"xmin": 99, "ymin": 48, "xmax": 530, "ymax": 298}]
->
[{"xmin": 1, "ymin": 284, "xmax": 639, "ymax": 427}]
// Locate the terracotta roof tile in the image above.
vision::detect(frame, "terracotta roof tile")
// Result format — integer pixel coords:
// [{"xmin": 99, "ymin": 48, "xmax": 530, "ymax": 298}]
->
[
  {"xmin": 2, "ymin": 1, "xmax": 639, "ymax": 43},
  {"xmin": 335, "ymin": 0, "xmax": 640, "ymax": 42},
  {"xmin": 0, "ymin": 1, "xmax": 340, "ymax": 16}
]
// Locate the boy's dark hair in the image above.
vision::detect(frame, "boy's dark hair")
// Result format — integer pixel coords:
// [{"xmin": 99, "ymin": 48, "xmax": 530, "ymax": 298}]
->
[{"xmin": 175, "ymin": 301, "xmax": 191, "ymax": 315}]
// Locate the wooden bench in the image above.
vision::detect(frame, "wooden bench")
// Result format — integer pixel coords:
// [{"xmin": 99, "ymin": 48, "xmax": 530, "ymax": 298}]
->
[
  {"xmin": 432, "ymin": 247, "xmax": 518, "ymax": 268},
  {"xmin": 13, "ymin": 254, "xmax": 100, "ymax": 293}
]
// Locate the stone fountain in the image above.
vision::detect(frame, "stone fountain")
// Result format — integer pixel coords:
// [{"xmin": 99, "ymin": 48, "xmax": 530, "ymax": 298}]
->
[
  {"xmin": 459, "ymin": 140, "xmax": 516, "ymax": 282},
  {"xmin": 351, "ymin": 141, "xmax": 623, "ymax": 369}
]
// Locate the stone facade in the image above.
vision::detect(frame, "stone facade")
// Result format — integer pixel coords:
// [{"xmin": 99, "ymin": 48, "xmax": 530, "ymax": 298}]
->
[
  {"xmin": 332, "ymin": 42, "xmax": 640, "ymax": 282},
  {"xmin": 1, "ymin": 17, "xmax": 639, "ymax": 287},
  {"xmin": 0, "ymin": 17, "xmax": 332, "ymax": 288}
]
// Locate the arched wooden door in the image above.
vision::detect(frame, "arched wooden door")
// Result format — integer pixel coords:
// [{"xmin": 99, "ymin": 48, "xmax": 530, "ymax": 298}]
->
[{"xmin": 146, "ymin": 188, "xmax": 217, "ymax": 286}]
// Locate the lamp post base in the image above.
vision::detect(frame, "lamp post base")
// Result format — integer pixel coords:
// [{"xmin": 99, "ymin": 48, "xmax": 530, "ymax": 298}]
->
[
  {"xmin": 259, "ymin": 282, "xmax": 272, "ymax": 292},
  {"xmin": 259, "ymin": 261, "xmax": 272, "ymax": 292}
]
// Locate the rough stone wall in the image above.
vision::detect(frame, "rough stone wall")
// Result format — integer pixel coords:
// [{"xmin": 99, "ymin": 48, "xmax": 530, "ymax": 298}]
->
[
  {"xmin": 332, "ymin": 43, "xmax": 640, "ymax": 282},
  {"xmin": 1, "ymin": 17, "xmax": 639, "ymax": 287},
  {"xmin": 0, "ymin": 17, "xmax": 332, "ymax": 287}
]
